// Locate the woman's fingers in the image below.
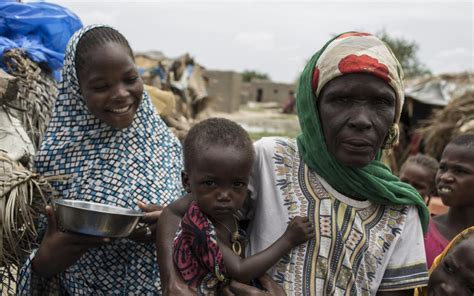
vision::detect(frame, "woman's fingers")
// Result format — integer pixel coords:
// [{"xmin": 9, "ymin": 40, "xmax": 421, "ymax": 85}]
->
[
  {"xmin": 59, "ymin": 232, "xmax": 111, "ymax": 250},
  {"xmin": 137, "ymin": 200, "xmax": 163, "ymax": 212},
  {"xmin": 228, "ymin": 280, "xmax": 265, "ymax": 295},
  {"xmin": 45, "ymin": 205, "xmax": 58, "ymax": 234},
  {"xmin": 138, "ymin": 200, "xmax": 163, "ymax": 223},
  {"xmin": 257, "ymin": 275, "xmax": 286, "ymax": 296},
  {"xmin": 128, "ymin": 224, "xmax": 155, "ymax": 242},
  {"xmin": 141, "ymin": 210, "xmax": 163, "ymax": 224},
  {"xmin": 221, "ymin": 285, "xmax": 236, "ymax": 296}
]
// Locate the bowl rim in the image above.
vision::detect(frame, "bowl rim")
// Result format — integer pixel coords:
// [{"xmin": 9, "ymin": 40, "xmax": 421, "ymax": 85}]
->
[{"xmin": 54, "ymin": 199, "xmax": 144, "ymax": 217}]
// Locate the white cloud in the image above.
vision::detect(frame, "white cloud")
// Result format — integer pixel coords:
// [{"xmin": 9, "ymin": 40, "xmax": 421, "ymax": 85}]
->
[
  {"xmin": 233, "ymin": 32, "xmax": 276, "ymax": 51},
  {"xmin": 78, "ymin": 10, "xmax": 121, "ymax": 27},
  {"xmin": 428, "ymin": 47, "xmax": 474, "ymax": 74}
]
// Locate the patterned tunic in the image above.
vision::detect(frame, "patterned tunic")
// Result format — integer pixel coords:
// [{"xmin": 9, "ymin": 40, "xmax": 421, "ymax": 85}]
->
[
  {"xmin": 16, "ymin": 25, "xmax": 183, "ymax": 295},
  {"xmin": 246, "ymin": 137, "xmax": 428, "ymax": 295}
]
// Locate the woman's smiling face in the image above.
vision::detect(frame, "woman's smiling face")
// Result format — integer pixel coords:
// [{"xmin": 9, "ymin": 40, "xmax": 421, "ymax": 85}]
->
[
  {"xmin": 77, "ymin": 42, "xmax": 144, "ymax": 129},
  {"xmin": 318, "ymin": 73, "xmax": 396, "ymax": 168}
]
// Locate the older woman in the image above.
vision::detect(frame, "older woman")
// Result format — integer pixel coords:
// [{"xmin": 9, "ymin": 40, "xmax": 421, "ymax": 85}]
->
[{"xmin": 157, "ymin": 32, "xmax": 429, "ymax": 296}]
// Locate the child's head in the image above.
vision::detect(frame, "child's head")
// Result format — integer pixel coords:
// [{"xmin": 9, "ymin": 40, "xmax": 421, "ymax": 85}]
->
[
  {"xmin": 436, "ymin": 133, "xmax": 474, "ymax": 208},
  {"xmin": 183, "ymin": 118, "xmax": 255, "ymax": 219},
  {"xmin": 399, "ymin": 154, "xmax": 439, "ymax": 197},
  {"xmin": 428, "ymin": 227, "xmax": 474, "ymax": 295},
  {"xmin": 75, "ymin": 26, "xmax": 144, "ymax": 129}
]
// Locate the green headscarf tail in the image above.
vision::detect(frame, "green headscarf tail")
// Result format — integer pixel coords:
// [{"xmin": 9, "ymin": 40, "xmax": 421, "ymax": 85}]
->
[{"xmin": 296, "ymin": 33, "xmax": 429, "ymax": 233}]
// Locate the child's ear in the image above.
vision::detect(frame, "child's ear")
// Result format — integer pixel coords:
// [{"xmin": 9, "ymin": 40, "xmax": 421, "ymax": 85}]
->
[{"xmin": 182, "ymin": 171, "xmax": 191, "ymax": 193}]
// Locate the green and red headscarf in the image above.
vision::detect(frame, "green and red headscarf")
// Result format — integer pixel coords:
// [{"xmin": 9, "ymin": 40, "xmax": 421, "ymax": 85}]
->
[{"xmin": 296, "ymin": 32, "xmax": 429, "ymax": 232}]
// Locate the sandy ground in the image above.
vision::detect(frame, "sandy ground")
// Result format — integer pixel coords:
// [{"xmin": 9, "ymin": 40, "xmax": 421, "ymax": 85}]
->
[{"xmin": 210, "ymin": 102, "xmax": 301, "ymax": 139}]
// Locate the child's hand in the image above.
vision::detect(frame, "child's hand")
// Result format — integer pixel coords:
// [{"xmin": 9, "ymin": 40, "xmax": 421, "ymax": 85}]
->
[{"xmin": 284, "ymin": 216, "xmax": 315, "ymax": 247}]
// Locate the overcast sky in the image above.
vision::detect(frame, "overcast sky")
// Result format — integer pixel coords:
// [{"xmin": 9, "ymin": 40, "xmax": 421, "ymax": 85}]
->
[{"xmin": 49, "ymin": 0, "xmax": 473, "ymax": 83}]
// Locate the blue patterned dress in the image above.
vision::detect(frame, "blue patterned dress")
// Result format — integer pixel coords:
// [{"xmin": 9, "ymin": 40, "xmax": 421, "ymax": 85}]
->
[{"xmin": 17, "ymin": 25, "xmax": 183, "ymax": 295}]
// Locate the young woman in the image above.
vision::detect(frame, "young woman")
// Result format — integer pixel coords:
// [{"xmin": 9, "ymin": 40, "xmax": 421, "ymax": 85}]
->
[{"xmin": 17, "ymin": 25, "xmax": 183, "ymax": 294}]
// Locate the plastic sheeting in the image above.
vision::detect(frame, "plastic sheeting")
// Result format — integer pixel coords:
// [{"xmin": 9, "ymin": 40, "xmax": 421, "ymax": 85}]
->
[
  {"xmin": 405, "ymin": 72, "xmax": 474, "ymax": 106},
  {"xmin": 0, "ymin": 1, "xmax": 82, "ymax": 80}
]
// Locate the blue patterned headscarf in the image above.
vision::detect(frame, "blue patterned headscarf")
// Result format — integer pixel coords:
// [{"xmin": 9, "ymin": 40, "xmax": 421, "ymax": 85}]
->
[{"xmin": 35, "ymin": 25, "xmax": 183, "ymax": 209}]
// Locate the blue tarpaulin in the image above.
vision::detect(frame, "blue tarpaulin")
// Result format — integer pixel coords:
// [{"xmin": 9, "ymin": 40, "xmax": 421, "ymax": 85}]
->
[{"xmin": 0, "ymin": 1, "xmax": 82, "ymax": 80}]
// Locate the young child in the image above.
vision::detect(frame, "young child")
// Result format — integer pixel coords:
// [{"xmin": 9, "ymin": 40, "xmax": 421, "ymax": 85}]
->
[
  {"xmin": 173, "ymin": 118, "xmax": 315, "ymax": 295},
  {"xmin": 424, "ymin": 133, "xmax": 474, "ymax": 268},
  {"xmin": 416, "ymin": 226, "xmax": 474, "ymax": 296},
  {"xmin": 17, "ymin": 25, "xmax": 183, "ymax": 294},
  {"xmin": 399, "ymin": 153, "xmax": 439, "ymax": 200}
]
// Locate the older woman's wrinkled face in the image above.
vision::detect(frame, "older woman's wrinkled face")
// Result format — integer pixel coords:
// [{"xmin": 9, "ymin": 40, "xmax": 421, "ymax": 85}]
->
[{"xmin": 318, "ymin": 73, "xmax": 396, "ymax": 168}]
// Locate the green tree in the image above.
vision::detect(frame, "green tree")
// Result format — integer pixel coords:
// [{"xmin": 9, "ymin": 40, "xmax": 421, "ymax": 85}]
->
[
  {"xmin": 377, "ymin": 30, "xmax": 431, "ymax": 78},
  {"xmin": 242, "ymin": 70, "xmax": 270, "ymax": 82}
]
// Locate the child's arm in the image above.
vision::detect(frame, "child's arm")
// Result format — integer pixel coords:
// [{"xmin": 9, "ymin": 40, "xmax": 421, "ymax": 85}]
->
[
  {"xmin": 156, "ymin": 194, "xmax": 196, "ymax": 295},
  {"xmin": 220, "ymin": 216, "xmax": 315, "ymax": 283}
]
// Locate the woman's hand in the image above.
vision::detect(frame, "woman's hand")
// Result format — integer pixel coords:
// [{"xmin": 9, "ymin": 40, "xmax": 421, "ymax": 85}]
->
[
  {"xmin": 163, "ymin": 281, "xmax": 197, "ymax": 296},
  {"xmin": 222, "ymin": 274, "xmax": 287, "ymax": 296},
  {"xmin": 128, "ymin": 201, "xmax": 163, "ymax": 243},
  {"xmin": 32, "ymin": 205, "xmax": 111, "ymax": 278}
]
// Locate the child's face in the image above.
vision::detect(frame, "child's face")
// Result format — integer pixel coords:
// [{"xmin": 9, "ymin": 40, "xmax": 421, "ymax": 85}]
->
[
  {"xmin": 399, "ymin": 162, "xmax": 434, "ymax": 197},
  {"xmin": 183, "ymin": 145, "xmax": 253, "ymax": 220},
  {"xmin": 78, "ymin": 42, "xmax": 144, "ymax": 129},
  {"xmin": 436, "ymin": 144, "xmax": 474, "ymax": 207},
  {"xmin": 428, "ymin": 236, "xmax": 474, "ymax": 295}
]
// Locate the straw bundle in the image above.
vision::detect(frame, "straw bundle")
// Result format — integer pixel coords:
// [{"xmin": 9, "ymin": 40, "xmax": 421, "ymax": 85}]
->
[
  {"xmin": 0, "ymin": 154, "xmax": 67, "ymax": 291},
  {"xmin": 2, "ymin": 49, "xmax": 58, "ymax": 150},
  {"xmin": 0, "ymin": 49, "xmax": 58, "ymax": 292},
  {"xmin": 417, "ymin": 90, "xmax": 474, "ymax": 160}
]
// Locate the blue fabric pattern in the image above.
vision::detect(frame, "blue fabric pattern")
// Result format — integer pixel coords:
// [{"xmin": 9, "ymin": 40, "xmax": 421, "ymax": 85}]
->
[{"xmin": 17, "ymin": 25, "xmax": 183, "ymax": 295}]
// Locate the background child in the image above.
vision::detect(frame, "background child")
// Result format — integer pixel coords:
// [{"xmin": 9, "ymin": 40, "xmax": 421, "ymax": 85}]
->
[
  {"xmin": 399, "ymin": 153, "xmax": 438, "ymax": 199},
  {"xmin": 424, "ymin": 133, "xmax": 474, "ymax": 268},
  {"xmin": 416, "ymin": 226, "xmax": 474, "ymax": 296},
  {"xmin": 173, "ymin": 118, "xmax": 315, "ymax": 295}
]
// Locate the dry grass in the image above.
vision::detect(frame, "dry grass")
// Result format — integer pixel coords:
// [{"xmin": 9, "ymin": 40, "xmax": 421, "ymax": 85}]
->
[{"xmin": 417, "ymin": 90, "xmax": 474, "ymax": 159}]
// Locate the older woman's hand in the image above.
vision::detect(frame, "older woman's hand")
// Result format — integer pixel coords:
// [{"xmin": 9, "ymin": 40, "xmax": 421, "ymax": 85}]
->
[
  {"xmin": 32, "ymin": 206, "xmax": 112, "ymax": 278},
  {"xmin": 128, "ymin": 201, "xmax": 163, "ymax": 243},
  {"xmin": 222, "ymin": 275, "xmax": 287, "ymax": 296}
]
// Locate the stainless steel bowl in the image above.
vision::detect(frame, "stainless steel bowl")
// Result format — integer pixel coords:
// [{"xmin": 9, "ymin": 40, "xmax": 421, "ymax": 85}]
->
[{"xmin": 54, "ymin": 199, "xmax": 144, "ymax": 238}]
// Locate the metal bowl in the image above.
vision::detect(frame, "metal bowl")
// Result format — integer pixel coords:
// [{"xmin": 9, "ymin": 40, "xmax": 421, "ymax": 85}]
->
[{"xmin": 54, "ymin": 199, "xmax": 144, "ymax": 238}]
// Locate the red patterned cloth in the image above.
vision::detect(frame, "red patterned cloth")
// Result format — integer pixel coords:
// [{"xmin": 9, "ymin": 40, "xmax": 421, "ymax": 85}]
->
[{"xmin": 173, "ymin": 201, "xmax": 226, "ymax": 293}]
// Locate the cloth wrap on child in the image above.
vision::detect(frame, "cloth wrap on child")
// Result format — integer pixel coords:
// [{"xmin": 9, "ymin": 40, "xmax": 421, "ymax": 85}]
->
[{"xmin": 173, "ymin": 201, "xmax": 228, "ymax": 295}]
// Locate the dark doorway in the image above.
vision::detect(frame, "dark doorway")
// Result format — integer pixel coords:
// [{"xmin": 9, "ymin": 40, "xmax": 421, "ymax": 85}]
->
[{"xmin": 256, "ymin": 88, "xmax": 263, "ymax": 102}]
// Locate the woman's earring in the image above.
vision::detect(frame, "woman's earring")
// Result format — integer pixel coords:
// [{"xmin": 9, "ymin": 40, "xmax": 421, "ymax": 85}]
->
[{"xmin": 382, "ymin": 124, "xmax": 399, "ymax": 150}]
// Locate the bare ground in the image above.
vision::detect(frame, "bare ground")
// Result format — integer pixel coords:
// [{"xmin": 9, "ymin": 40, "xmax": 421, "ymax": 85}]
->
[{"xmin": 210, "ymin": 102, "xmax": 301, "ymax": 140}]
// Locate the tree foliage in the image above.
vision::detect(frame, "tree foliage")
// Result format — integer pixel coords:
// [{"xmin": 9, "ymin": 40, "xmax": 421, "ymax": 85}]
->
[
  {"xmin": 242, "ymin": 70, "xmax": 270, "ymax": 82},
  {"xmin": 377, "ymin": 30, "xmax": 431, "ymax": 78}
]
